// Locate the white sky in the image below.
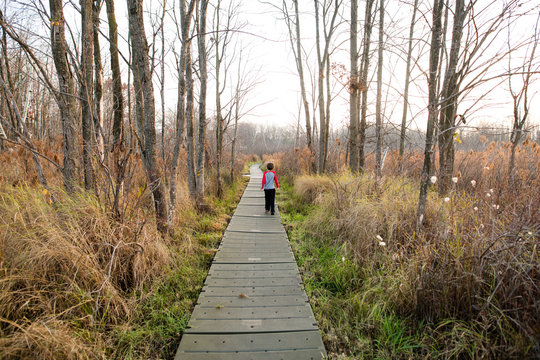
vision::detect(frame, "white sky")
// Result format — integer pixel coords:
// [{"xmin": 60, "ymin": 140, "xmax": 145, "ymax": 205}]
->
[{"xmin": 7, "ymin": 0, "xmax": 540, "ymax": 133}]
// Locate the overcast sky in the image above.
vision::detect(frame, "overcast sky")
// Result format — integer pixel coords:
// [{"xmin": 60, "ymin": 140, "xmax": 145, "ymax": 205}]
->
[{"xmin": 7, "ymin": 0, "xmax": 540, "ymax": 133}]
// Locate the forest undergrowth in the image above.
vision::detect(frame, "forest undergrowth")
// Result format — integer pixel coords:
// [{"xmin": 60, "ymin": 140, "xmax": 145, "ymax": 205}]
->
[
  {"xmin": 0, "ymin": 148, "xmax": 252, "ymax": 359},
  {"xmin": 270, "ymin": 141, "xmax": 539, "ymax": 359}
]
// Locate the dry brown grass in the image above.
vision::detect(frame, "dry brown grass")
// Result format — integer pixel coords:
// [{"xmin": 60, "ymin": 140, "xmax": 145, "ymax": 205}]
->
[
  {"xmin": 0, "ymin": 184, "xmax": 171, "ymax": 359},
  {"xmin": 286, "ymin": 141, "xmax": 539, "ymax": 358}
]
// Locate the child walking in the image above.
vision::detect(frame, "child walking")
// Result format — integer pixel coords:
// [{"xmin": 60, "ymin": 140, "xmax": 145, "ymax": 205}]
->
[{"xmin": 261, "ymin": 163, "xmax": 279, "ymax": 215}]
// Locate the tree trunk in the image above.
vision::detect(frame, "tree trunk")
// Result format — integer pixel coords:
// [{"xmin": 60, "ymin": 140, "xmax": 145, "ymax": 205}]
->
[
  {"xmin": 438, "ymin": 0, "xmax": 465, "ymax": 195},
  {"xmin": 359, "ymin": 0, "xmax": 374, "ymax": 171},
  {"xmin": 196, "ymin": 0, "xmax": 209, "ymax": 204},
  {"xmin": 105, "ymin": 0, "xmax": 124, "ymax": 150},
  {"xmin": 292, "ymin": 0, "xmax": 313, "ymax": 161},
  {"xmin": 230, "ymin": 87, "xmax": 240, "ymax": 183},
  {"xmin": 186, "ymin": 49, "xmax": 196, "ymax": 198},
  {"xmin": 348, "ymin": 0, "xmax": 359, "ymax": 172},
  {"xmin": 314, "ymin": 0, "xmax": 326, "ymax": 173},
  {"xmin": 399, "ymin": 0, "xmax": 418, "ymax": 167},
  {"xmin": 127, "ymin": 0, "xmax": 168, "ymax": 234},
  {"xmin": 417, "ymin": 0, "xmax": 444, "ymax": 230},
  {"xmin": 81, "ymin": 0, "xmax": 96, "ymax": 191},
  {"xmin": 93, "ymin": 0, "xmax": 104, "ymax": 161},
  {"xmin": 50, "ymin": 0, "xmax": 78, "ymax": 192},
  {"xmin": 375, "ymin": 0, "xmax": 384, "ymax": 178},
  {"xmin": 160, "ymin": 0, "xmax": 166, "ymax": 167},
  {"xmin": 169, "ymin": 0, "xmax": 196, "ymax": 222},
  {"xmin": 215, "ymin": 0, "xmax": 224, "ymax": 198}
]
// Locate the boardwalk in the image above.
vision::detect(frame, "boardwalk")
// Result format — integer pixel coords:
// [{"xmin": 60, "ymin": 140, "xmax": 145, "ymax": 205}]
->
[{"xmin": 175, "ymin": 164, "xmax": 326, "ymax": 359}]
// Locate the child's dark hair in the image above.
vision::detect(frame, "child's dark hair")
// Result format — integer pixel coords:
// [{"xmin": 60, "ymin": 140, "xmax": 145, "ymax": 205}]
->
[{"xmin": 267, "ymin": 163, "xmax": 274, "ymax": 170}]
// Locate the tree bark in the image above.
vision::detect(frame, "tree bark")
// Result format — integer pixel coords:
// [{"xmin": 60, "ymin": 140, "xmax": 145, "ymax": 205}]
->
[
  {"xmin": 358, "ymin": 0, "xmax": 374, "ymax": 171},
  {"xmin": 375, "ymin": 0, "xmax": 384, "ymax": 178},
  {"xmin": 195, "ymin": 0, "xmax": 209, "ymax": 204},
  {"xmin": 127, "ymin": 0, "xmax": 168, "ymax": 234},
  {"xmin": 417, "ymin": 0, "xmax": 444, "ymax": 231},
  {"xmin": 50, "ymin": 0, "xmax": 78, "ymax": 192},
  {"xmin": 314, "ymin": 0, "xmax": 325, "ymax": 173},
  {"xmin": 105, "ymin": 0, "xmax": 124, "ymax": 150},
  {"xmin": 185, "ymin": 50, "xmax": 196, "ymax": 198},
  {"xmin": 215, "ymin": 0, "xmax": 224, "ymax": 198},
  {"xmin": 292, "ymin": 0, "xmax": 313, "ymax": 161},
  {"xmin": 160, "ymin": 0, "xmax": 166, "ymax": 167},
  {"xmin": 348, "ymin": 0, "xmax": 359, "ymax": 172},
  {"xmin": 93, "ymin": 0, "xmax": 104, "ymax": 161},
  {"xmin": 81, "ymin": 0, "xmax": 96, "ymax": 191},
  {"xmin": 438, "ymin": 0, "xmax": 465, "ymax": 195},
  {"xmin": 169, "ymin": 0, "xmax": 196, "ymax": 222}
]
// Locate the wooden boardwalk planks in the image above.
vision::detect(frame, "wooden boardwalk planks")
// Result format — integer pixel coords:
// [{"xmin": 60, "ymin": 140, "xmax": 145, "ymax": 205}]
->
[{"xmin": 175, "ymin": 164, "xmax": 326, "ymax": 359}]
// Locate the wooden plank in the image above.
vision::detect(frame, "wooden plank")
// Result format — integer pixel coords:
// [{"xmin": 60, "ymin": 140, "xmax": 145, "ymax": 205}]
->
[
  {"xmin": 177, "ymin": 331, "xmax": 324, "ymax": 352},
  {"xmin": 186, "ymin": 318, "xmax": 318, "ymax": 333},
  {"xmin": 190, "ymin": 304, "xmax": 312, "ymax": 320},
  {"xmin": 207, "ymin": 270, "xmax": 300, "ymax": 279},
  {"xmin": 196, "ymin": 294, "xmax": 309, "ymax": 308},
  {"xmin": 204, "ymin": 277, "xmax": 301, "ymax": 287},
  {"xmin": 175, "ymin": 349, "xmax": 326, "ymax": 360},
  {"xmin": 201, "ymin": 285, "xmax": 304, "ymax": 297},
  {"xmin": 213, "ymin": 258, "xmax": 295, "ymax": 264},
  {"xmin": 222, "ymin": 234, "xmax": 288, "ymax": 241},
  {"xmin": 209, "ymin": 263, "xmax": 298, "ymax": 271}
]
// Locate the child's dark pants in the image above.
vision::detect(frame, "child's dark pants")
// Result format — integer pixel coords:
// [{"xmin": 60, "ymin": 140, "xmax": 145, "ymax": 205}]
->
[{"xmin": 264, "ymin": 189, "xmax": 276, "ymax": 214}]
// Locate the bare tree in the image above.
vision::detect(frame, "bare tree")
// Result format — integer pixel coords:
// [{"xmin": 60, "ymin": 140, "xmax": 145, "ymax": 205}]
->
[
  {"xmin": 314, "ymin": 0, "xmax": 342, "ymax": 173},
  {"xmin": 436, "ymin": 0, "xmax": 525, "ymax": 194},
  {"xmin": 507, "ymin": 14, "xmax": 539, "ymax": 180},
  {"xmin": 437, "ymin": 0, "xmax": 465, "ymax": 194},
  {"xmin": 195, "ymin": 0, "xmax": 209, "ymax": 204},
  {"xmin": 127, "ymin": 0, "xmax": 168, "ymax": 233},
  {"xmin": 1, "ymin": 4, "xmax": 80, "ymax": 192},
  {"xmin": 417, "ymin": 0, "xmax": 444, "ymax": 230},
  {"xmin": 399, "ymin": 0, "xmax": 419, "ymax": 168},
  {"xmin": 169, "ymin": 0, "xmax": 196, "ymax": 222},
  {"xmin": 348, "ymin": 0, "xmax": 359, "ymax": 172},
  {"xmin": 358, "ymin": 0, "xmax": 375, "ymax": 170},
  {"xmin": 105, "ymin": 0, "xmax": 124, "ymax": 153},
  {"xmin": 49, "ymin": 0, "xmax": 79, "ymax": 191},
  {"xmin": 81, "ymin": 0, "xmax": 96, "ymax": 191},
  {"xmin": 375, "ymin": 0, "xmax": 384, "ymax": 178},
  {"xmin": 93, "ymin": 0, "xmax": 104, "ymax": 160},
  {"xmin": 214, "ymin": 0, "xmax": 236, "ymax": 198},
  {"xmin": 277, "ymin": 0, "xmax": 314, "ymax": 171}
]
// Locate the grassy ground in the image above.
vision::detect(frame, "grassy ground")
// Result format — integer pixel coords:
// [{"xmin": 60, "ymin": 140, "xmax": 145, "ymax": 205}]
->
[{"xmin": 277, "ymin": 171, "xmax": 538, "ymax": 360}]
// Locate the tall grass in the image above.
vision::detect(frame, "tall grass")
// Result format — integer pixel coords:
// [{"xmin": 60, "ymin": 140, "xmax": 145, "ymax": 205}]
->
[
  {"xmin": 278, "ymin": 141, "xmax": 539, "ymax": 359},
  {"xmin": 0, "ymin": 147, "xmax": 249, "ymax": 359}
]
